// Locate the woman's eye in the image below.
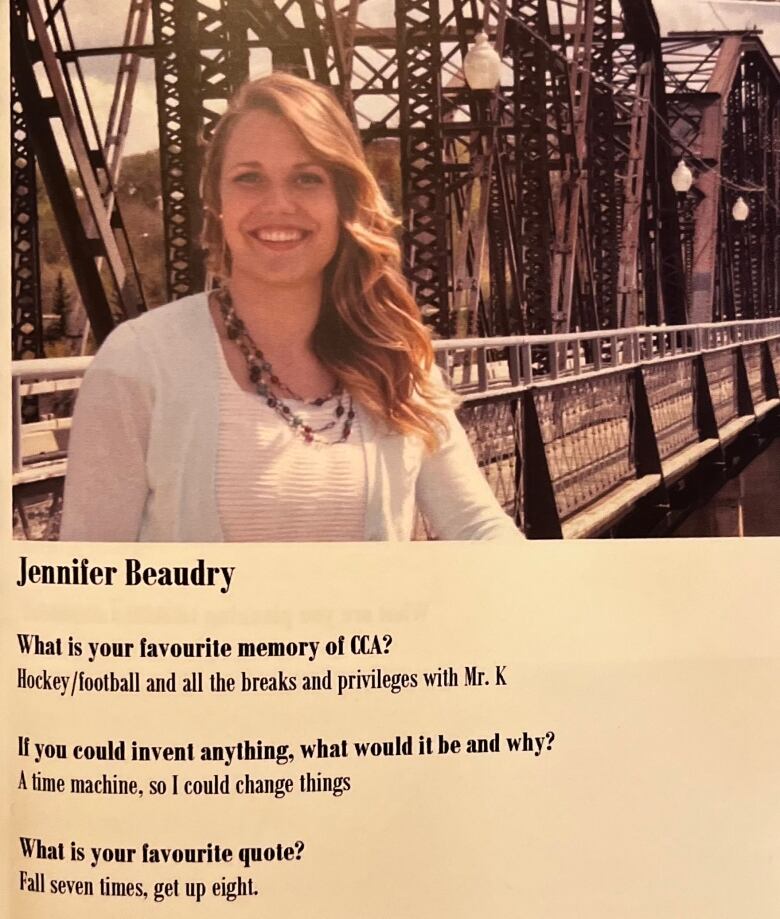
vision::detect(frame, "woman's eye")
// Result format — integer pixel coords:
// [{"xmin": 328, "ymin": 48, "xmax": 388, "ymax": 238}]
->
[
  {"xmin": 295, "ymin": 172, "xmax": 325, "ymax": 187},
  {"xmin": 233, "ymin": 171, "xmax": 261, "ymax": 184}
]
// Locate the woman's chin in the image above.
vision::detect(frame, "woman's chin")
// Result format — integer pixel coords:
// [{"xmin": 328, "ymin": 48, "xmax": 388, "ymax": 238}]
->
[{"xmin": 231, "ymin": 263, "xmax": 327, "ymax": 293}]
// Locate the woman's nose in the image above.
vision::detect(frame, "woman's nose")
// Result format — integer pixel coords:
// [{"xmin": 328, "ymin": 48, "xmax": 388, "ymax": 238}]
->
[{"xmin": 257, "ymin": 180, "xmax": 296, "ymax": 212}]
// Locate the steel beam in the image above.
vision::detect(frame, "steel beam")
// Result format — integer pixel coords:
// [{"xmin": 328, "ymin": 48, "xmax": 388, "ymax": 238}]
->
[
  {"xmin": 689, "ymin": 36, "xmax": 742, "ymax": 323},
  {"xmin": 11, "ymin": 0, "xmax": 134, "ymax": 346},
  {"xmin": 617, "ymin": 58, "xmax": 652, "ymax": 327},
  {"xmin": 10, "ymin": 76, "xmax": 44, "ymax": 361},
  {"xmin": 587, "ymin": 0, "xmax": 619, "ymax": 330},
  {"xmin": 549, "ymin": 0, "xmax": 596, "ymax": 334},
  {"xmin": 510, "ymin": 0, "xmax": 554, "ymax": 334},
  {"xmin": 396, "ymin": 0, "xmax": 450, "ymax": 335}
]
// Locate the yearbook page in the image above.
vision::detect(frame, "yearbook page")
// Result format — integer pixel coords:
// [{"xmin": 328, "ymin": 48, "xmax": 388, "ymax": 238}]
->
[{"xmin": 4, "ymin": 0, "xmax": 780, "ymax": 916}]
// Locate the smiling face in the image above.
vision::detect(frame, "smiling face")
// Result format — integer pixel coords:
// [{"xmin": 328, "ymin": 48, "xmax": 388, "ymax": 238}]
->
[{"xmin": 218, "ymin": 109, "xmax": 341, "ymax": 294}]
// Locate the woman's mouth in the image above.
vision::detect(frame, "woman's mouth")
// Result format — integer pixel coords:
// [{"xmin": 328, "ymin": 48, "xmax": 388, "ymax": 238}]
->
[{"xmin": 249, "ymin": 227, "xmax": 310, "ymax": 249}]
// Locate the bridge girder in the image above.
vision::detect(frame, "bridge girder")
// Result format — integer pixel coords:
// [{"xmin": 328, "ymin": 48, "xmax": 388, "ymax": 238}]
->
[
  {"xmin": 9, "ymin": 0, "xmax": 780, "ymax": 359},
  {"xmin": 664, "ymin": 34, "xmax": 780, "ymax": 322}
]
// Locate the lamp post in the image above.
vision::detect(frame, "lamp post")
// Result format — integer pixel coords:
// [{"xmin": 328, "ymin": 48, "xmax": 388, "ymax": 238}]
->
[
  {"xmin": 729, "ymin": 195, "xmax": 751, "ymax": 317},
  {"xmin": 463, "ymin": 32, "xmax": 502, "ymax": 91},
  {"xmin": 671, "ymin": 160, "xmax": 695, "ymax": 320},
  {"xmin": 457, "ymin": 32, "xmax": 502, "ymax": 341},
  {"xmin": 731, "ymin": 196, "xmax": 749, "ymax": 222},
  {"xmin": 671, "ymin": 159, "xmax": 693, "ymax": 194}
]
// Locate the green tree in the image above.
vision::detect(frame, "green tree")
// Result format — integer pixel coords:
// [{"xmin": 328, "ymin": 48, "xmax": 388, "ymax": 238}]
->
[{"xmin": 47, "ymin": 272, "xmax": 70, "ymax": 341}]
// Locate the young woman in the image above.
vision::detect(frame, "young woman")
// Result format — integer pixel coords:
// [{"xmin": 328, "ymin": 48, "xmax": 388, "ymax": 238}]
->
[{"xmin": 60, "ymin": 73, "xmax": 522, "ymax": 542}]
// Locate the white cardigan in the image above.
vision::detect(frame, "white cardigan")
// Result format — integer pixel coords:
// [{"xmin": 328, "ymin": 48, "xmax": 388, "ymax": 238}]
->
[{"xmin": 60, "ymin": 294, "xmax": 523, "ymax": 542}]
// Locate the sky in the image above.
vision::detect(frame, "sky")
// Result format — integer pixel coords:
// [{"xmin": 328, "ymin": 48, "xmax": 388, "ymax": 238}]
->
[{"xmin": 55, "ymin": 0, "xmax": 780, "ymax": 157}]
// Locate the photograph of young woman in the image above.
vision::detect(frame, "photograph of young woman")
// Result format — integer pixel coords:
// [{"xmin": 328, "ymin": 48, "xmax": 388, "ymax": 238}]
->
[{"xmin": 60, "ymin": 73, "xmax": 522, "ymax": 543}]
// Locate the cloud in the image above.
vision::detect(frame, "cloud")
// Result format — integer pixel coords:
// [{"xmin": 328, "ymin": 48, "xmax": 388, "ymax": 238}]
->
[
  {"xmin": 655, "ymin": 0, "xmax": 780, "ymax": 51},
  {"xmin": 81, "ymin": 59, "xmax": 159, "ymax": 157},
  {"xmin": 57, "ymin": 0, "xmax": 151, "ymax": 50}
]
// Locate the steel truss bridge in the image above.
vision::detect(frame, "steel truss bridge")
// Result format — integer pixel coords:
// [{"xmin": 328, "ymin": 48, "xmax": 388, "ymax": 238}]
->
[{"xmin": 9, "ymin": 0, "xmax": 780, "ymax": 538}]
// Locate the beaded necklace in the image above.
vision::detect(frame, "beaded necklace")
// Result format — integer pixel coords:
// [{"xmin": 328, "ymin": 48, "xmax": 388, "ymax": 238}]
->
[{"xmin": 216, "ymin": 287, "xmax": 355, "ymax": 445}]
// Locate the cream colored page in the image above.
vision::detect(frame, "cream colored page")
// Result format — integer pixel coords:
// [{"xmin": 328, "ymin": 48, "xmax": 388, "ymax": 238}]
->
[{"xmin": 3, "ymin": 540, "xmax": 780, "ymax": 917}]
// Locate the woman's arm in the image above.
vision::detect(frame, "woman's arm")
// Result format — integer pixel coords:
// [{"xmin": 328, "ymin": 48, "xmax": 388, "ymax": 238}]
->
[
  {"xmin": 60, "ymin": 321, "xmax": 154, "ymax": 541},
  {"xmin": 415, "ymin": 405, "xmax": 525, "ymax": 541}
]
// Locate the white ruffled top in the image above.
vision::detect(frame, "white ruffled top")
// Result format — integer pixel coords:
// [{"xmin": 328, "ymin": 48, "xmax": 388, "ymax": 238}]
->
[{"xmin": 215, "ymin": 356, "xmax": 367, "ymax": 541}]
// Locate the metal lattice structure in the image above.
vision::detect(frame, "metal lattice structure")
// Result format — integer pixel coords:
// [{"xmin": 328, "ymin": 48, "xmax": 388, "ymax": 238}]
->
[
  {"xmin": 665, "ymin": 32, "xmax": 780, "ymax": 323},
  {"xmin": 10, "ymin": 0, "xmax": 147, "ymax": 351},
  {"xmin": 9, "ymin": 0, "xmax": 780, "ymax": 356},
  {"xmin": 11, "ymin": 75, "xmax": 43, "ymax": 362}
]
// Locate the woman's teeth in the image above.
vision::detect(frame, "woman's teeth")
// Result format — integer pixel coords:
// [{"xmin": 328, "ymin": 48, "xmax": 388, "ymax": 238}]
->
[{"xmin": 255, "ymin": 229, "xmax": 305, "ymax": 242}]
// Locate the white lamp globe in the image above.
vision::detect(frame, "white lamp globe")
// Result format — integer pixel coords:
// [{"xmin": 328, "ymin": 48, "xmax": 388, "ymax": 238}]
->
[
  {"xmin": 671, "ymin": 159, "xmax": 693, "ymax": 193},
  {"xmin": 464, "ymin": 33, "xmax": 502, "ymax": 90},
  {"xmin": 732, "ymin": 196, "xmax": 749, "ymax": 222}
]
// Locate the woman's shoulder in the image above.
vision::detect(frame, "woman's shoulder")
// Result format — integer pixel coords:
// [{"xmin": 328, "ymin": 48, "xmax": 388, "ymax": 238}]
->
[
  {"xmin": 92, "ymin": 293, "xmax": 211, "ymax": 376},
  {"xmin": 94, "ymin": 292, "xmax": 212, "ymax": 364},
  {"xmin": 420, "ymin": 360, "xmax": 460, "ymax": 417},
  {"xmin": 115, "ymin": 291, "xmax": 211, "ymax": 340}
]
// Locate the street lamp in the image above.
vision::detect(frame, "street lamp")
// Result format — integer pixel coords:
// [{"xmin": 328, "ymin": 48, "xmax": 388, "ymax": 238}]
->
[
  {"xmin": 731, "ymin": 196, "xmax": 749, "ymax": 222},
  {"xmin": 463, "ymin": 32, "xmax": 502, "ymax": 90},
  {"xmin": 671, "ymin": 161, "xmax": 695, "ymax": 315},
  {"xmin": 671, "ymin": 159, "xmax": 693, "ymax": 194}
]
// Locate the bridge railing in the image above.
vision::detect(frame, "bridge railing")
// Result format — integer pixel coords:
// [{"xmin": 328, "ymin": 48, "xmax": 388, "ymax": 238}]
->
[
  {"xmin": 435, "ymin": 319, "xmax": 780, "ymax": 397},
  {"xmin": 11, "ymin": 320, "xmax": 780, "ymax": 539},
  {"xmin": 12, "ymin": 356, "xmax": 91, "ymax": 483},
  {"xmin": 434, "ymin": 318, "xmax": 780, "ymax": 538}
]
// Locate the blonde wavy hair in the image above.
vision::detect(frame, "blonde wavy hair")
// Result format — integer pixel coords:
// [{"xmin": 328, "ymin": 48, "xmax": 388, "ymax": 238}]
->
[{"xmin": 200, "ymin": 72, "xmax": 454, "ymax": 451}]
